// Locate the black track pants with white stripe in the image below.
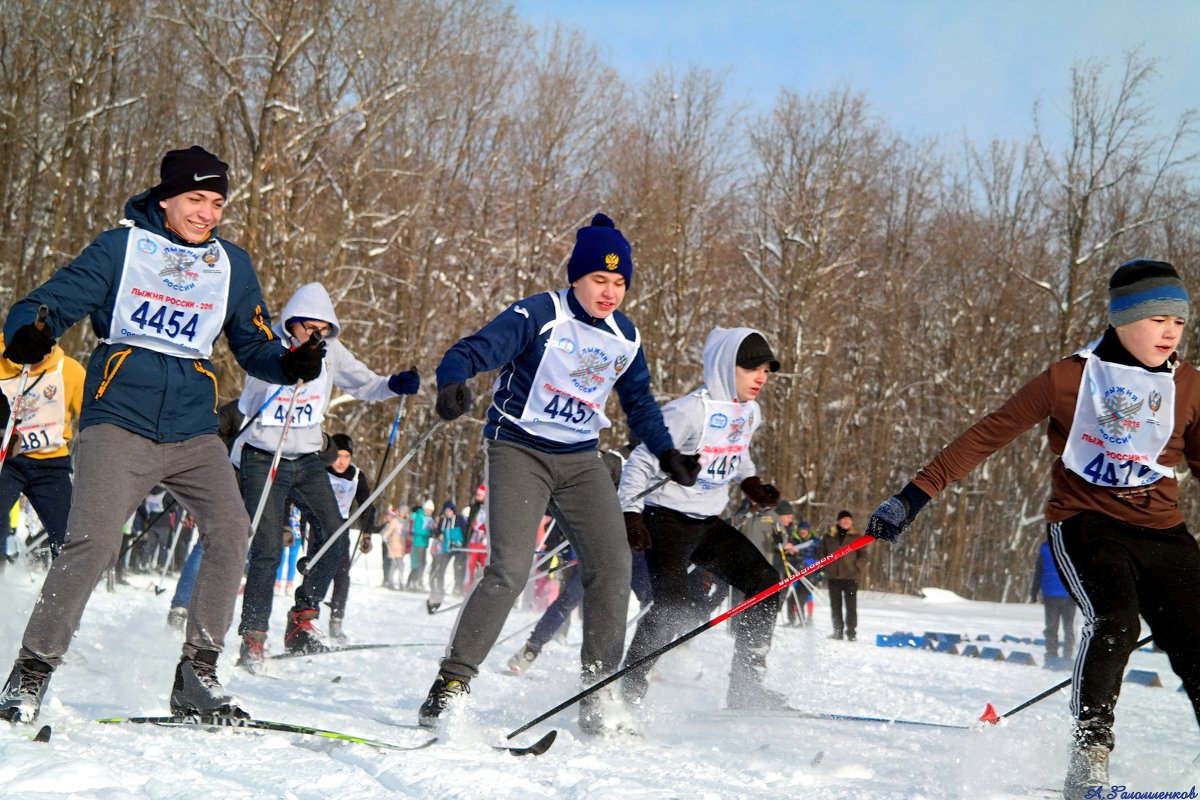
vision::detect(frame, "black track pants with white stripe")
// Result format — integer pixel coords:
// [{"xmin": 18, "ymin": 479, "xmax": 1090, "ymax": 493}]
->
[{"xmin": 1050, "ymin": 511, "xmax": 1200, "ymax": 737}]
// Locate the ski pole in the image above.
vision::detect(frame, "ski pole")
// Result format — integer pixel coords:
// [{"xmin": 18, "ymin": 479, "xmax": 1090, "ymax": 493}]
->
[
  {"xmin": 248, "ymin": 382, "xmax": 306, "ymax": 538},
  {"xmin": 505, "ymin": 534, "xmax": 874, "ymax": 740},
  {"xmin": 153, "ymin": 514, "xmax": 188, "ymax": 596},
  {"xmin": 300, "ymin": 419, "xmax": 444, "ymax": 576},
  {"xmin": 428, "ymin": 538, "xmax": 572, "ymax": 616},
  {"xmin": 231, "ymin": 385, "xmax": 285, "ymax": 442},
  {"xmin": 350, "ymin": 396, "xmax": 407, "ymax": 568},
  {"xmin": 0, "ymin": 304, "xmax": 49, "ymax": 468},
  {"xmin": 980, "ymin": 633, "xmax": 1154, "ymax": 724}
]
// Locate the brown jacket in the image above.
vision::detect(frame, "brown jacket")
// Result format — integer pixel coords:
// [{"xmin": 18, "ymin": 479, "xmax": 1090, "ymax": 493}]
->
[
  {"xmin": 911, "ymin": 351, "xmax": 1200, "ymax": 528},
  {"xmin": 818, "ymin": 525, "xmax": 869, "ymax": 581}
]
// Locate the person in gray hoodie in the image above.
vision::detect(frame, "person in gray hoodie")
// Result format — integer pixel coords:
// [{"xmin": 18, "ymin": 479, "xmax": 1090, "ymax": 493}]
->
[
  {"xmin": 618, "ymin": 327, "xmax": 786, "ymax": 710},
  {"xmin": 232, "ymin": 282, "xmax": 418, "ymax": 667}
]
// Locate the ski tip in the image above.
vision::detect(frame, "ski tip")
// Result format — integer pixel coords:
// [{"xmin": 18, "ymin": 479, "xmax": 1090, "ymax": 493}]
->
[
  {"xmin": 978, "ymin": 703, "xmax": 1001, "ymax": 725},
  {"xmin": 33, "ymin": 725, "xmax": 51, "ymax": 742},
  {"xmin": 502, "ymin": 728, "xmax": 557, "ymax": 757}
]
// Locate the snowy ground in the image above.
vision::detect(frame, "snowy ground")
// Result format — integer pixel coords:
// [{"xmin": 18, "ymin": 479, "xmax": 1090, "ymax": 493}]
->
[{"xmin": 0, "ymin": 552, "xmax": 1195, "ymax": 800}]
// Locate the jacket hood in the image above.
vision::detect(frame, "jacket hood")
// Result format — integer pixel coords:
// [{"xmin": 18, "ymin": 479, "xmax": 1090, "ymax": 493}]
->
[
  {"xmin": 702, "ymin": 327, "xmax": 765, "ymax": 402},
  {"xmin": 274, "ymin": 282, "xmax": 342, "ymax": 341}
]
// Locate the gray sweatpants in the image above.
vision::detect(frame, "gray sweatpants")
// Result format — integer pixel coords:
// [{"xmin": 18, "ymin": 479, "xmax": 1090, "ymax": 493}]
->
[
  {"xmin": 438, "ymin": 440, "xmax": 631, "ymax": 682},
  {"xmin": 18, "ymin": 424, "xmax": 252, "ymax": 665}
]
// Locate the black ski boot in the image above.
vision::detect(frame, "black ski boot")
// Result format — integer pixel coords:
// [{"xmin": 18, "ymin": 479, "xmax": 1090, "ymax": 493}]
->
[
  {"xmin": 0, "ymin": 658, "xmax": 54, "ymax": 724},
  {"xmin": 417, "ymin": 673, "xmax": 470, "ymax": 729},
  {"xmin": 170, "ymin": 650, "xmax": 248, "ymax": 718},
  {"xmin": 284, "ymin": 608, "xmax": 329, "ymax": 654}
]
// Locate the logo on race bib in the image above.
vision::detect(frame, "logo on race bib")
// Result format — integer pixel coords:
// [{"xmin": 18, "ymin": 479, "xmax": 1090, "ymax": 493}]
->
[
  {"xmin": 42, "ymin": 384, "xmax": 57, "ymax": 400},
  {"xmin": 709, "ymin": 413, "xmax": 728, "ymax": 429},
  {"xmin": 613, "ymin": 354, "xmax": 628, "ymax": 376},
  {"xmin": 727, "ymin": 417, "xmax": 748, "ymax": 443},
  {"xmin": 137, "ymin": 236, "xmax": 158, "ymax": 255},
  {"xmin": 1097, "ymin": 386, "xmax": 1144, "ymax": 445},
  {"xmin": 202, "ymin": 244, "xmax": 220, "ymax": 265},
  {"xmin": 1149, "ymin": 390, "xmax": 1163, "ymax": 415},
  {"xmin": 568, "ymin": 347, "xmax": 613, "ymax": 393},
  {"xmin": 159, "ymin": 246, "xmax": 202, "ymax": 292},
  {"xmin": 556, "ymin": 337, "xmax": 577, "ymax": 354}
]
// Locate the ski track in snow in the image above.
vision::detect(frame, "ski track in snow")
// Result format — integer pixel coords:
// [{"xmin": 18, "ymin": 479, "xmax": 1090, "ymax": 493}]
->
[{"xmin": 1, "ymin": 559, "xmax": 1196, "ymax": 799}]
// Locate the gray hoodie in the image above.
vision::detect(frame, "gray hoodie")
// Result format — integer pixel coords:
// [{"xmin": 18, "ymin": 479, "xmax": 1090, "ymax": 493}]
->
[
  {"xmin": 619, "ymin": 327, "xmax": 764, "ymax": 519},
  {"xmin": 233, "ymin": 282, "xmax": 397, "ymax": 463}
]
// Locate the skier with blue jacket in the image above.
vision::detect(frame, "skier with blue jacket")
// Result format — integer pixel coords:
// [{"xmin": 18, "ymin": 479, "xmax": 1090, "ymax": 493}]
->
[
  {"xmin": 0, "ymin": 146, "xmax": 324, "ymax": 724},
  {"xmin": 418, "ymin": 213, "xmax": 700, "ymax": 735}
]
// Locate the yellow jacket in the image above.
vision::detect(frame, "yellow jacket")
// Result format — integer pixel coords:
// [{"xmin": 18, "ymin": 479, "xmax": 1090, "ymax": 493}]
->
[{"xmin": 0, "ymin": 337, "xmax": 85, "ymax": 460}]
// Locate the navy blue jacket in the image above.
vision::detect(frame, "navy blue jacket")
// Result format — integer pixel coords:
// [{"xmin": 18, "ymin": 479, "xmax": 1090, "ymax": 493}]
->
[
  {"xmin": 1031, "ymin": 541, "xmax": 1070, "ymax": 600},
  {"xmin": 3, "ymin": 190, "xmax": 288, "ymax": 442},
  {"xmin": 436, "ymin": 289, "xmax": 673, "ymax": 457}
]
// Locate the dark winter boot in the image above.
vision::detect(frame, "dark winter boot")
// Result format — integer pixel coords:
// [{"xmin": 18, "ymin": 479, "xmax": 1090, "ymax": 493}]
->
[
  {"xmin": 170, "ymin": 651, "xmax": 247, "ymax": 718},
  {"xmin": 727, "ymin": 643, "xmax": 791, "ymax": 710},
  {"xmin": 284, "ymin": 608, "xmax": 329, "ymax": 654},
  {"xmin": 0, "ymin": 658, "xmax": 54, "ymax": 723},
  {"xmin": 1063, "ymin": 719, "xmax": 1113, "ymax": 800},
  {"xmin": 417, "ymin": 673, "xmax": 470, "ymax": 729},
  {"xmin": 236, "ymin": 631, "xmax": 267, "ymax": 672},
  {"xmin": 578, "ymin": 683, "xmax": 639, "ymax": 736},
  {"xmin": 328, "ymin": 617, "xmax": 347, "ymax": 645},
  {"xmin": 506, "ymin": 642, "xmax": 540, "ymax": 675}
]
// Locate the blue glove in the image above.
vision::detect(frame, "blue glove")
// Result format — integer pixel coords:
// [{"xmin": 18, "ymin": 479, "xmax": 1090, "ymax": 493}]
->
[
  {"xmin": 865, "ymin": 483, "xmax": 930, "ymax": 543},
  {"xmin": 388, "ymin": 369, "xmax": 420, "ymax": 395}
]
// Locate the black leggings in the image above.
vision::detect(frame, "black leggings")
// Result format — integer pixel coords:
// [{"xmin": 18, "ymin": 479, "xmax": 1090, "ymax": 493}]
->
[{"xmin": 1051, "ymin": 512, "xmax": 1200, "ymax": 736}]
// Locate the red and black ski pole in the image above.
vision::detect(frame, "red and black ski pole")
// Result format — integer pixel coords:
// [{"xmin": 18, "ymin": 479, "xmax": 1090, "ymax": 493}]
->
[
  {"xmin": 978, "ymin": 633, "xmax": 1154, "ymax": 724},
  {"xmin": 504, "ymin": 534, "xmax": 874, "ymax": 740}
]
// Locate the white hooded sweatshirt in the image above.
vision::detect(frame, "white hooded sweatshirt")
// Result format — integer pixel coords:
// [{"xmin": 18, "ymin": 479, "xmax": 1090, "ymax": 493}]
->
[
  {"xmin": 619, "ymin": 327, "xmax": 764, "ymax": 519},
  {"xmin": 233, "ymin": 282, "xmax": 397, "ymax": 464}
]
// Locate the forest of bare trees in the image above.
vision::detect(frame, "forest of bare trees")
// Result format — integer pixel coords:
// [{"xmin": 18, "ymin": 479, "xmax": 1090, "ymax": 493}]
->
[{"xmin": 2, "ymin": 0, "xmax": 1198, "ymax": 600}]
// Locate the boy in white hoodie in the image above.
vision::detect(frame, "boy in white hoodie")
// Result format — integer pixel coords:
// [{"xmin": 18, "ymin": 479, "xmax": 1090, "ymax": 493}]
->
[
  {"xmin": 618, "ymin": 328, "xmax": 786, "ymax": 710},
  {"xmin": 233, "ymin": 282, "xmax": 418, "ymax": 665}
]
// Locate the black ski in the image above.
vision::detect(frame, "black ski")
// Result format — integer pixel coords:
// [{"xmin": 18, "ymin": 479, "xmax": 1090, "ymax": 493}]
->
[
  {"xmin": 33, "ymin": 724, "xmax": 51, "ymax": 742},
  {"xmin": 268, "ymin": 642, "xmax": 440, "ymax": 660},
  {"xmin": 375, "ymin": 714, "xmax": 557, "ymax": 756},
  {"xmin": 496, "ymin": 729, "xmax": 556, "ymax": 756},
  {"xmin": 97, "ymin": 714, "xmax": 437, "ymax": 751}
]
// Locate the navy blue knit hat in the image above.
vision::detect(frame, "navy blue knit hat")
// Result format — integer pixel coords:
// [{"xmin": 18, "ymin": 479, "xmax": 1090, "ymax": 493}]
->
[
  {"xmin": 566, "ymin": 213, "xmax": 633, "ymax": 288},
  {"xmin": 1109, "ymin": 259, "xmax": 1189, "ymax": 327}
]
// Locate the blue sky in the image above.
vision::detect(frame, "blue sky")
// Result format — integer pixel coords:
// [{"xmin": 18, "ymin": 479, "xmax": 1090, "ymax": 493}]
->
[{"xmin": 510, "ymin": 0, "xmax": 1199, "ymax": 149}]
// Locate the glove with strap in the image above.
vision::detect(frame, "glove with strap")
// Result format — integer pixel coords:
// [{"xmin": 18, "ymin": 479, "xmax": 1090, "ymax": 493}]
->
[
  {"xmin": 740, "ymin": 475, "xmax": 780, "ymax": 507},
  {"xmin": 280, "ymin": 337, "xmax": 326, "ymax": 383},
  {"xmin": 4, "ymin": 322, "xmax": 55, "ymax": 365},
  {"xmin": 388, "ymin": 368, "xmax": 420, "ymax": 395},
  {"xmin": 624, "ymin": 511, "xmax": 652, "ymax": 552},
  {"xmin": 865, "ymin": 482, "xmax": 931, "ymax": 543},
  {"xmin": 435, "ymin": 382, "xmax": 473, "ymax": 421},
  {"xmin": 658, "ymin": 448, "xmax": 701, "ymax": 487}
]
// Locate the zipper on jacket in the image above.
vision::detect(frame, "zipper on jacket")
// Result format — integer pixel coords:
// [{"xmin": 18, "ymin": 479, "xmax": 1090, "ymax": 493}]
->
[
  {"xmin": 95, "ymin": 347, "xmax": 133, "ymax": 400},
  {"xmin": 252, "ymin": 304, "xmax": 274, "ymax": 340},
  {"xmin": 193, "ymin": 361, "xmax": 219, "ymax": 413}
]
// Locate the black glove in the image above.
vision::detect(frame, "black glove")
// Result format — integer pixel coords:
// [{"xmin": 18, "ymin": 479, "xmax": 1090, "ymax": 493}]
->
[
  {"xmin": 0, "ymin": 392, "xmax": 9, "ymax": 422},
  {"xmin": 624, "ymin": 511, "xmax": 652, "ymax": 552},
  {"xmin": 740, "ymin": 475, "xmax": 780, "ymax": 507},
  {"xmin": 317, "ymin": 432, "xmax": 338, "ymax": 465},
  {"xmin": 435, "ymin": 382, "xmax": 473, "ymax": 421},
  {"xmin": 658, "ymin": 448, "xmax": 701, "ymax": 487},
  {"xmin": 280, "ymin": 338, "xmax": 326, "ymax": 383},
  {"xmin": 865, "ymin": 482, "xmax": 931, "ymax": 543},
  {"xmin": 4, "ymin": 323, "xmax": 55, "ymax": 365},
  {"xmin": 388, "ymin": 369, "xmax": 420, "ymax": 395}
]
